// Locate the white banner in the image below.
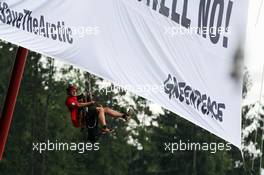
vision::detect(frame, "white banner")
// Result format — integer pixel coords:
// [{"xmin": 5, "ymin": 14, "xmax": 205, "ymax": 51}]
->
[{"xmin": 0, "ymin": 0, "xmax": 248, "ymax": 148}]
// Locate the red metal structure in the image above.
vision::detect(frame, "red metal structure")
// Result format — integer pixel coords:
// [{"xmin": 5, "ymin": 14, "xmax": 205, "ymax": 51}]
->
[{"xmin": 0, "ymin": 47, "xmax": 28, "ymax": 160}]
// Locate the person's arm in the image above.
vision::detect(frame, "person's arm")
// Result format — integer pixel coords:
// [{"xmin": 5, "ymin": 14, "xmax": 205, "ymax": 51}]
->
[{"xmin": 78, "ymin": 101, "xmax": 95, "ymax": 107}]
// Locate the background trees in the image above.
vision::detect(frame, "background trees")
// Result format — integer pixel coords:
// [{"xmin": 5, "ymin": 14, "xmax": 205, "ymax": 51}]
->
[{"xmin": 0, "ymin": 41, "xmax": 259, "ymax": 174}]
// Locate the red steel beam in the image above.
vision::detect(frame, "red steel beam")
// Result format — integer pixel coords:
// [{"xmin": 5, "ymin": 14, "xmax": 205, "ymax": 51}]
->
[{"xmin": 0, "ymin": 47, "xmax": 28, "ymax": 160}]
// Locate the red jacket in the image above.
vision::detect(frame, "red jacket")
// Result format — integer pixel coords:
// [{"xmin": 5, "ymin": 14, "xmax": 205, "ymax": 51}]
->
[{"xmin": 65, "ymin": 96, "xmax": 80, "ymax": 128}]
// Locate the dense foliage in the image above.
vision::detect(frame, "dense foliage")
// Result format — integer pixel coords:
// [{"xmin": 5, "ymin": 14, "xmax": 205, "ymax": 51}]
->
[{"xmin": 0, "ymin": 42, "xmax": 260, "ymax": 175}]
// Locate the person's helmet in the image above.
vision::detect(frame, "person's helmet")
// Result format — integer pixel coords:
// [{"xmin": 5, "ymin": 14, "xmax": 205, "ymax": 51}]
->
[{"xmin": 66, "ymin": 83, "xmax": 77, "ymax": 95}]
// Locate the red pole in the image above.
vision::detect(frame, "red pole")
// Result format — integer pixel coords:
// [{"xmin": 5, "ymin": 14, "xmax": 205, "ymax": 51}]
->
[{"xmin": 0, "ymin": 47, "xmax": 28, "ymax": 160}]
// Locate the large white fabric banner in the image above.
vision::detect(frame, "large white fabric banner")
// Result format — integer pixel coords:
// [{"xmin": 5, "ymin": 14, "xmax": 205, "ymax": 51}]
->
[{"xmin": 0, "ymin": 0, "xmax": 248, "ymax": 148}]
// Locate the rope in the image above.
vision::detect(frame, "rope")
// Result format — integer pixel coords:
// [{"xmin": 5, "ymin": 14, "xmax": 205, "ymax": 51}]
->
[
  {"xmin": 87, "ymin": 73, "xmax": 93, "ymax": 101},
  {"xmin": 241, "ymin": 150, "xmax": 248, "ymax": 175},
  {"xmin": 250, "ymin": 65, "xmax": 264, "ymax": 173},
  {"xmin": 86, "ymin": 117, "xmax": 97, "ymax": 129},
  {"xmin": 258, "ymin": 65, "xmax": 264, "ymax": 174},
  {"xmin": 256, "ymin": 0, "xmax": 264, "ymax": 26},
  {"xmin": 85, "ymin": 73, "xmax": 97, "ymax": 129}
]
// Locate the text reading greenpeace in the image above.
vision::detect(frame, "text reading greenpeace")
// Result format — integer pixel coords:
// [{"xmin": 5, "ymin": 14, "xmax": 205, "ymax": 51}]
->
[
  {"xmin": 164, "ymin": 74, "xmax": 225, "ymax": 122},
  {"xmin": 136, "ymin": 0, "xmax": 234, "ymax": 48},
  {"xmin": 0, "ymin": 1, "xmax": 73, "ymax": 44},
  {"xmin": 32, "ymin": 140, "xmax": 100, "ymax": 154}
]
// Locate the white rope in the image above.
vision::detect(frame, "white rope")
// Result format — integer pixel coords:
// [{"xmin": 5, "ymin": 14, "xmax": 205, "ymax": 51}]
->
[
  {"xmin": 256, "ymin": 0, "xmax": 264, "ymax": 26},
  {"xmin": 258, "ymin": 65, "xmax": 264, "ymax": 174},
  {"xmin": 250, "ymin": 65, "xmax": 264, "ymax": 172}
]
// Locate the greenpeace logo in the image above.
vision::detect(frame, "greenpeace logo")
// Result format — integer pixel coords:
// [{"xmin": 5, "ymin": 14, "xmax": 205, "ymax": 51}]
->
[
  {"xmin": 0, "ymin": 1, "xmax": 73, "ymax": 44},
  {"xmin": 164, "ymin": 74, "xmax": 225, "ymax": 122}
]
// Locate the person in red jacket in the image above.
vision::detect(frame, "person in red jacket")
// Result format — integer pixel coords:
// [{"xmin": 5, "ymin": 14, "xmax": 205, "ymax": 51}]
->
[{"xmin": 65, "ymin": 84, "xmax": 132, "ymax": 133}]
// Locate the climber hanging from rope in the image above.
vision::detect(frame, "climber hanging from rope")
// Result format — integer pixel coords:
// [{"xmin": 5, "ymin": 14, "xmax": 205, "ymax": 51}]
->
[{"xmin": 65, "ymin": 83, "xmax": 133, "ymax": 134}]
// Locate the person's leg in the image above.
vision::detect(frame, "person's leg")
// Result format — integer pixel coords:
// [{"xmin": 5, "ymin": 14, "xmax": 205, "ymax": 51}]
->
[
  {"xmin": 96, "ymin": 107, "xmax": 111, "ymax": 133},
  {"xmin": 96, "ymin": 107, "xmax": 107, "ymax": 125},
  {"xmin": 103, "ymin": 107, "xmax": 124, "ymax": 118}
]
